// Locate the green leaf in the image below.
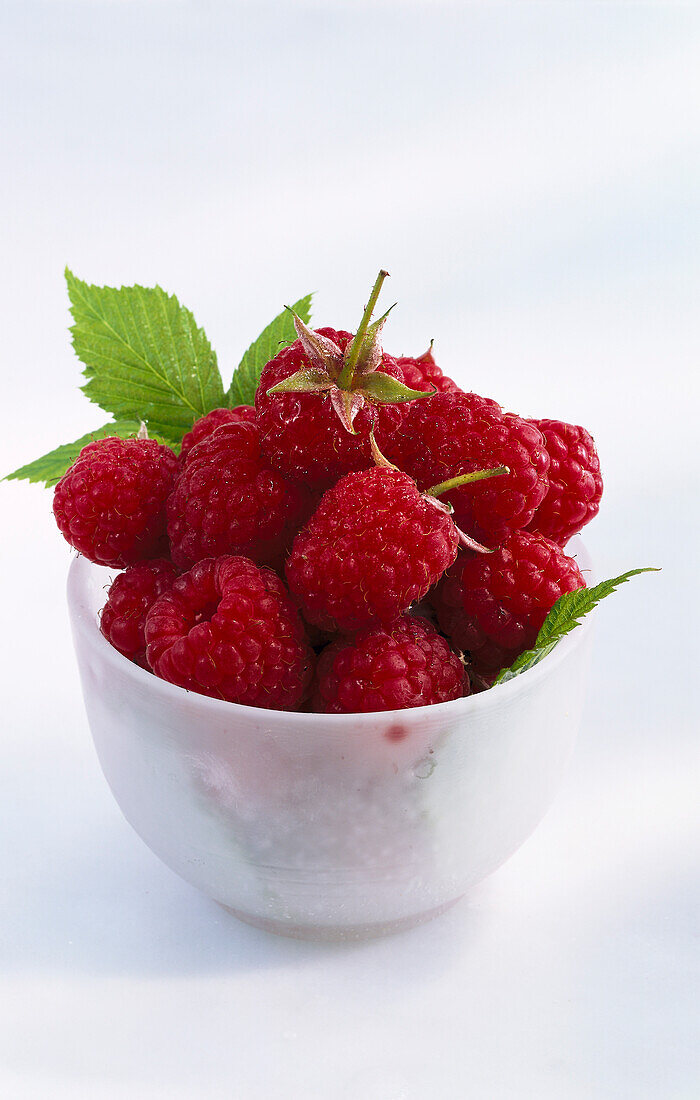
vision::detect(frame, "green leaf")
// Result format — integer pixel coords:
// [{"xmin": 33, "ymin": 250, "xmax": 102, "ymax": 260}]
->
[
  {"xmin": 493, "ymin": 567, "xmax": 660, "ymax": 685},
  {"xmin": 66, "ymin": 268, "xmax": 224, "ymax": 439},
  {"xmin": 3, "ymin": 420, "xmax": 171, "ymax": 488},
  {"xmin": 226, "ymin": 294, "xmax": 313, "ymax": 408}
]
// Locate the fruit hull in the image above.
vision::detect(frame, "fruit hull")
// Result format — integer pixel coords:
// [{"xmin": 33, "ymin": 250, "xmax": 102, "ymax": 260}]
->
[{"xmin": 67, "ymin": 540, "xmax": 594, "ymax": 941}]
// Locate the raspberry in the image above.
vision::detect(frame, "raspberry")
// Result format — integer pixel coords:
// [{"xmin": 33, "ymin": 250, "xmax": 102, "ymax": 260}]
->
[
  {"xmin": 313, "ymin": 615, "xmax": 467, "ymax": 713},
  {"xmin": 255, "ymin": 328, "xmax": 408, "ymax": 489},
  {"xmin": 386, "ymin": 391, "xmax": 550, "ymax": 546},
  {"xmin": 167, "ymin": 420, "xmax": 312, "ymax": 571},
  {"xmin": 179, "ymin": 406, "xmax": 256, "ymax": 464},
  {"xmin": 53, "ymin": 437, "xmax": 178, "ymax": 567},
  {"xmin": 145, "ymin": 555, "xmax": 313, "ymax": 709},
  {"xmin": 396, "ymin": 346, "xmax": 461, "ymax": 395},
  {"xmin": 432, "ymin": 530, "xmax": 586, "ymax": 674},
  {"xmin": 526, "ymin": 418, "xmax": 603, "ymax": 546},
  {"xmin": 286, "ymin": 465, "xmax": 459, "ymax": 633},
  {"xmin": 100, "ymin": 558, "xmax": 177, "ymax": 666}
]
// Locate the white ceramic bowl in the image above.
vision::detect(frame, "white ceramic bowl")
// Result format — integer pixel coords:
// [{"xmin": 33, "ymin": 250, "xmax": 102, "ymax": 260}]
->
[{"xmin": 67, "ymin": 539, "xmax": 594, "ymax": 941}]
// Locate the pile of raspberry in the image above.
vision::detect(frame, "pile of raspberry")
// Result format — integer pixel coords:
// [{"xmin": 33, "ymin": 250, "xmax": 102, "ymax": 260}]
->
[{"xmin": 53, "ymin": 321, "xmax": 602, "ymax": 715}]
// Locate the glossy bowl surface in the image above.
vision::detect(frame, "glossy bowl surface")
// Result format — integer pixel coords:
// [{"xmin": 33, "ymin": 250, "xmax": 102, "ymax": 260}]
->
[{"xmin": 68, "ymin": 539, "xmax": 594, "ymax": 940}]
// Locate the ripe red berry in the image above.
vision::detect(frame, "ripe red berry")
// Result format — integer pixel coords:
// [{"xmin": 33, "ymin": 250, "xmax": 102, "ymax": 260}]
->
[
  {"xmin": 255, "ymin": 328, "xmax": 408, "ymax": 489},
  {"xmin": 286, "ymin": 465, "xmax": 459, "ymax": 633},
  {"xmin": 526, "ymin": 418, "xmax": 603, "ymax": 546},
  {"xmin": 432, "ymin": 530, "xmax": 586, "ymax": 674},
  {"xmin": 313, "ymin": 615, "xmax": 468, "ymax": 713},
  {"xmin": 145, "ymin": 555, "xmax": 314, "ymax": 709},
  {"xmin": 100, "ymin": 558, "xmax": 177, "ymax": 666},
  {"xmin": 386, "ymin": 391, "xmax": 550, "ymax": 546},
  {"xmin": 53, "ymin": 437, "xmax": 178, "ymax": 567},
  {"xmin": 167, "ymin": 420, "xmax": 312, "ymax": 572},
  {"xmin": 179, "ymin": 406, "xmax": 256, "ymax": 465},
  {"xmin": 396, "ymin": 346, "xmax": 461, "ymax": 395}
]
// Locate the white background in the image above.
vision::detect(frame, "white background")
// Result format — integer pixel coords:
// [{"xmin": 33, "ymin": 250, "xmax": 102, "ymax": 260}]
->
[{"xmin": 1, "ymin": 2, "xmax": 698, "ymax": 1097}]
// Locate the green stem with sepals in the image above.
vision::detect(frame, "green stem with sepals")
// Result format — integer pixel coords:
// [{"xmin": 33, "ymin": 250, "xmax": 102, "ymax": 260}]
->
[{"xmin": 337, "ymin": 270, "xmax": 390, "ymax": 390}]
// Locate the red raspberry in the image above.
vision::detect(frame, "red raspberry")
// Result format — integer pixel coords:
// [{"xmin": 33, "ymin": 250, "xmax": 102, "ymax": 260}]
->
[
  {"xmin": 53, "ymin": 437, "xmax": 178, "ymax": 567},
  {"xmin": 286, "ymin": 466, "xmax": 459, "ymax": 633},
  {"xmin": 526, "ymin": 419, "xmax": 603, "ymax": 546},
  {"xmin": 145, "ymin": 555, "xmax": 313, "ymax": 709},
  {"xmin": 396, "ymin": 346, "xmax": 461, "ymax": 395},
  {"xmin": 100, "ymin": 558, "xmax": 177, "ymax": 666},
  {"xmin": 386, "ymin": 391, "xmax": 550, "ymax": 546},
  {"xmin": 167, "ymin": 420, "xmax": 312, "ymax": 571},
  {"xmin": 179, "ymin": 406, "xmax": 256, "ymax": 465},
  {"xmin": 313, "ymin": 615, "xmax": 468, "ymax": 713},
  {"xmin": 255, "ymin": 328, "xmax": 408, "ymax": 489},
  {"xmin": 432, "ymin": 530, "xmax": 586, "ymax": 674}
]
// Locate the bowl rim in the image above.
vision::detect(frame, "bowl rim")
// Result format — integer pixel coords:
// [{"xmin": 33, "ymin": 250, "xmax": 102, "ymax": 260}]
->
[{"xmin": 67, "ymin": 538, "xmax": 595, "ymax": 726}]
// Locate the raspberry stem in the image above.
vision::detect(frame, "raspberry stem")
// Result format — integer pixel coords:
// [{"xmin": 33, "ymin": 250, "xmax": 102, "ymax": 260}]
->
[
  {"xmin": 338, "ymin": 270, "xmax": 389, "ymax": 390},
  {"xmin": 369, "ymin": 429, "xmax": 399, "ymax": 470},
  {"xmin": 426, "ymin": 466, "xmax": 510, "ymax": 498}
]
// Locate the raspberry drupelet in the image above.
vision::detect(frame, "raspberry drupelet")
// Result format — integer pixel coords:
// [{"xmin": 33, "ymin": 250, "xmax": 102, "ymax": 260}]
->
[
  {"xmin": 285, "ymin": 465, "xmax": 460, "ymax": 633},
  {"xmin": 386, "ymin": 391, "xmax": 550, "ymax": 546},
  {"xmin": 396, "ymin": 345, "xmax": 461, "ymax": 396},
  {"xmin": 53, "ymin": 436, "xmax": 178, "ymax": 567},
  {"xmin": 167, "ymin": 420, "xmax": 313, "ymax": 571},
  {"xmin": 100, "ymin": 558, "xmax": 177, "ymax": 666},
  {"xmin": 313, "ymin": 616, "xmax": 468, "ymax": 713},
  {"xmin": 431, "ymin": 530, "xmax": 586, "ymax": 674},
  {"xmin": 145, "ymin": 555, "xmax": 314, "ymax": 709},
  {"xmin": 526, "ymin": 418, "xmax": 603, "ymax": 546},
  {"xmin": 179, "ymin": 406, "xmax": 256, "ymax": 465}
]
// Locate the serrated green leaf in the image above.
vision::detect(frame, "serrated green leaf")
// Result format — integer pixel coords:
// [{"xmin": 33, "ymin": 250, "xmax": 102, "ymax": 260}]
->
[
  {"xmin": 66, "ymin": 268, "xmax": 224, "ymax": 439},
  {"xmin": 226, "ymin": 294, "xmax": 312, "ymax": 408},
  {"xmin": 3, "ymin": 420, "xmax": 161, "ymax": 487},
  {"xmin": 493, "ymin": 567, "xmax": 660, "ymax": 685}
]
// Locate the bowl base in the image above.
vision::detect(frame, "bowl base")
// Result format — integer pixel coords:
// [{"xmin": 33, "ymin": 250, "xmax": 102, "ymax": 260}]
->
[{"xmin": 220, "ymin": 896, "xmax": 463, "ymax": 942}]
